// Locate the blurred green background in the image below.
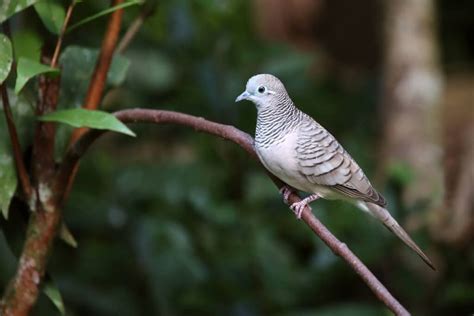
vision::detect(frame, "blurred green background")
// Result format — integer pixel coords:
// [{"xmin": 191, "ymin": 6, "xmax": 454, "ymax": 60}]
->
[{"xmin": 1, "ymin": 0, "xmax": 473, "ymax": 315}]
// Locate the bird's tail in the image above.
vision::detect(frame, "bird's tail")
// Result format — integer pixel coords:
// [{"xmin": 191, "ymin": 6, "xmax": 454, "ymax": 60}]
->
[{"xmin": 365, "ymin": 202, "xmax": 436, "ymax": 270}]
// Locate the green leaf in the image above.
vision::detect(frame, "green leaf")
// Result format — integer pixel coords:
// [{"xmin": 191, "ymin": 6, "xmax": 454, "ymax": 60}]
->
[
  {"xmin": 0, "ymin": 90, "xmax": 34, "ymax": 219},
  {"xmin": 67, "ymin": 0, "xmax": 142, "ymax": 33},
  {"xmin": 58, "ymin": 45, "xmax": 130, "ymax": 108},
  {"xmin": 54, "ymin": 46, "xmax": 130, "ymax": 159},
  {"xmin": 0, "ymin": 33, "xmax": 13, "ymax": 84},
  {"xmin": 34, "ymin": 0, "xmax": 65, "ymax": 34},
  {"xmin": 15, "ymin": 57, "xmax": 59, "ymax": 94},
  {"xmin": 39, "ymin": 109, "xmax": 136, "ymax": 137},
  {"xmin": 0, "ymin": 154, "xmax": 17, "ymax": 219},
  {"xmin": 43, "ymin": 280, "xmax": 66, "ymax": 315},
  {"xmin": 0, "ymin": 0, "xmax": 39, "ymax": 23},
  {"xmin": 1, "ymin": 89, "xmax": 35, "ymax": 142},
  {"xmin": 59, "ymin": 222, "xmax": 78, "ymax": 248},
  {"xmin": 12, "ymin": 29, "xmax": 42, "ymax": 61}
]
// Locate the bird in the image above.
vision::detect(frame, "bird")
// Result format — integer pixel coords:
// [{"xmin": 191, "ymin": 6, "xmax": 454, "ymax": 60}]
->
[{"xmin": 235, "ymin": 74, "xmax": 435, "ymax": 270}]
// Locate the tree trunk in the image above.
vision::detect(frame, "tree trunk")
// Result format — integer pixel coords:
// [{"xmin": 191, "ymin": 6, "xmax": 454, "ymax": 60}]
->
[
  {"xmin": 379, "ymin": 0, "xmax": 444, "ymax": 210},
  {"xmin": 433, "ymin": 73, "xmax": 474, "ymax": 245}
]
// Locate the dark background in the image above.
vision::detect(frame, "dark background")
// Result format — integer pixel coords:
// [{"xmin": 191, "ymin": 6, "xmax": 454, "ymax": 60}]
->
[{"xmin": 1, "ymin": 0, "xmax": 473, "ymax": 315}]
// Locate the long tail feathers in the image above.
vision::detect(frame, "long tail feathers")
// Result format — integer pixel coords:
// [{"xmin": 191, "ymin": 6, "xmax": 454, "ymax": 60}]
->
[{"xmin": 365, "ymin": 202, "xmax": 436, "ymax": 270}]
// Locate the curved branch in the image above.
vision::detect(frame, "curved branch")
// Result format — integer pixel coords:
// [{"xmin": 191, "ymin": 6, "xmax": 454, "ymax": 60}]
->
[{"xmin": 58, "ymin": 108, "xmax": 410, "ymax": 316}]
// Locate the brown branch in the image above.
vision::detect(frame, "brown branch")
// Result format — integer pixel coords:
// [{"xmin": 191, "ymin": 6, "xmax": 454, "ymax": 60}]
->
[
  {"xmin": 2, "ymin": 53, "xmax": 63, "ymax": 316},
  {"xmin": 58, "ymin": 109, "xmax": 410, "ymax": 316},
  {"xmin": 2, "ymin": 3, "xmax": 79, "ymax": 304},
  {"xmin": 32, "ymin": 48, "xmax": 62, "ymax": 185},
  {"xmin": 82, "ymin": 0, "xmax": 124, "ymax": 111},
  {"xmin": 65, "ymin": 0, "xmax": 125, "ymax": 210},
  {"xmin": 51, "ymin": 2, "xmax": 76, "ymax": 68},
  {"xmin": 1, "ymin": 84, "xmax": 33, "ymax": 200},
  {"xmin": 69, "ymin": 0, "xmax": 124, "ymax": 143},
  {"xmin": 31, "ymin": 71, "xmax": 60, "ymax": 191},
  {"xmin": 0, "ymin": 205, "xmax": 61, "ymax": 316},
  {"xmin": 0, "ymin": 4, "xmax": 126, "ymax": 314}
]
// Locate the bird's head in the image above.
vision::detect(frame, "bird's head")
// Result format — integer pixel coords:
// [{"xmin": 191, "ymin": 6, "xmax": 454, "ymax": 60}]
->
[{"xmin": 235, "ymin": 74, "xmax": 289, "ymax": 109}]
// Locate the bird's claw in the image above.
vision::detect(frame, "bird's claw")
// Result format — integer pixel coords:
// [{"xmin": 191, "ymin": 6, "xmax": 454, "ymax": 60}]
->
[
  {"xmin": 279, "ymin": 186, "xmax": 293, "ymax": 205},
  {"xmin": 279, "ymin": 186, "xmax": 308, "ymax": 218},
  {"xmin": 290, "ymin": 200, "xmax": 311, "ymax": 219},
  {"xmin": 289, "ymin": 194, "xmax": 320, "ymax": 219}
]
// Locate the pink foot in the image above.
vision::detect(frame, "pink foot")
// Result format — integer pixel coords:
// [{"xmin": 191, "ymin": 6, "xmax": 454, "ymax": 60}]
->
[
  {"xmin": 289, "ymin": 194, "xmax": 320, "ymax": 219},
  {"xmin": 279, "ymin": 186, "xmax": 293, "ymax": 205}
]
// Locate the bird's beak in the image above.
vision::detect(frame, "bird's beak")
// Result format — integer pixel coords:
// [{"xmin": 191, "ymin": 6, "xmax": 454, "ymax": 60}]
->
[{"xmin": 235, "ymin": 91, "xmax": 250, "ymax": 102}]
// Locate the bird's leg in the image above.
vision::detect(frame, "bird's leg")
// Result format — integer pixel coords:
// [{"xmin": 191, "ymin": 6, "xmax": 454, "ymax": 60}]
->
[
  {"xmin": 279, "ymin": 185, "xmax": 294, "ymax": 205},
  {"xmin": 290, "ymin": 194, "xmax": 320, "ymax": 219}
]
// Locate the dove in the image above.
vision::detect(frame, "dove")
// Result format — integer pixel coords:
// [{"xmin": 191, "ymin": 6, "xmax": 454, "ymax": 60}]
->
[{"xmin": 235, "ymin": 74, "xmax": 435, "ymax": 270}]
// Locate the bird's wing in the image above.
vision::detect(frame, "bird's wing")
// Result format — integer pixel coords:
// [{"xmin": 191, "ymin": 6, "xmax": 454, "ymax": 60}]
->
[{"xmin": 295, "ymin": 118, "xmax": 386, "ymax": 206}]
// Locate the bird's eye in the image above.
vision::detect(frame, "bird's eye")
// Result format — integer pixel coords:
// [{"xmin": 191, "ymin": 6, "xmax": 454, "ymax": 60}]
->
[{"xmin": 257, "ymin": 86, "xmax": 266, "ymax": 94}]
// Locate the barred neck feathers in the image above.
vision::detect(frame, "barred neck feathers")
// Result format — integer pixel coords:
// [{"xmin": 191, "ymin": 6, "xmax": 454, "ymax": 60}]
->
[{"xmin": 255, "ymin": 97, "xmax": 302, "ymax": 148}]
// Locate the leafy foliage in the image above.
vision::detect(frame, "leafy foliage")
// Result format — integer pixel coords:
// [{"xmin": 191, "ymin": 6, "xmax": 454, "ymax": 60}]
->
[
  {"xmin": 0, "ymin": 34, "xmax": 13, "ymax": 84},
  {"xmin": 66, "ymin": 0, "xmax": 142, "ymax": 33},
  {"xmin": 58, "ymin": 46, "xmax": 130, "ymax": 108},
  {"xmin": 0, "ymin": 90, "xmax": 34, "ymax": 219},
  {"xmin": 15, "ymin": 57, "xmax": 59, "ymax": 93},
  {"xmin": 0, "ymin": 0, "xmax": 39, "ymax": 23},
  {"xmin": 11, "ymin": 29, "xmax": 42, "ymax": 61},
  {"xmin": 0, "ymin": 154, "xmax": 16, "ymax": 219},
  {"xmin": 34, "ymin": 0, "xmax": 65, "ymax": 34},
  {"xmin": 43, "ymin": 281, "xmax": 66, "ymax": 315},
  {"xmin": 39, "ymin": 109, "xmax": 136, "ymax": 137}
]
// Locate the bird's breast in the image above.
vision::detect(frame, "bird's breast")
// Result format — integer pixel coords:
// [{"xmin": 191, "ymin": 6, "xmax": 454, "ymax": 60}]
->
[{"xmin": 256, "ymin": 132, "xmax": 311, "ymax": 192}]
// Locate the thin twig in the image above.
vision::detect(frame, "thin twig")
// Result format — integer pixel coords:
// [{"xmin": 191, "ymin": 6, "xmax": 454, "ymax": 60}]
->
[
  {"xmin": 51, "ymin": 2, "xmax": 76, "ymax": 68},
  {"xmin": 0, "ymin": 84, "xmax": 33, "ymax": 200},
  {"xmin": 58, "ymin": 109, "xmax": 410, "ymax": 316},
  {"xmin": 116, "ymin": 3, "xmax": 156, "ymax": 54}
]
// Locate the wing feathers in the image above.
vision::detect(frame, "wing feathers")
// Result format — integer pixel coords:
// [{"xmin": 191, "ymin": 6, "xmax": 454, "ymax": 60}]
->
[{"xmin": 296, "ymin": 119, "xmax": 386, "ymax": 207}]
